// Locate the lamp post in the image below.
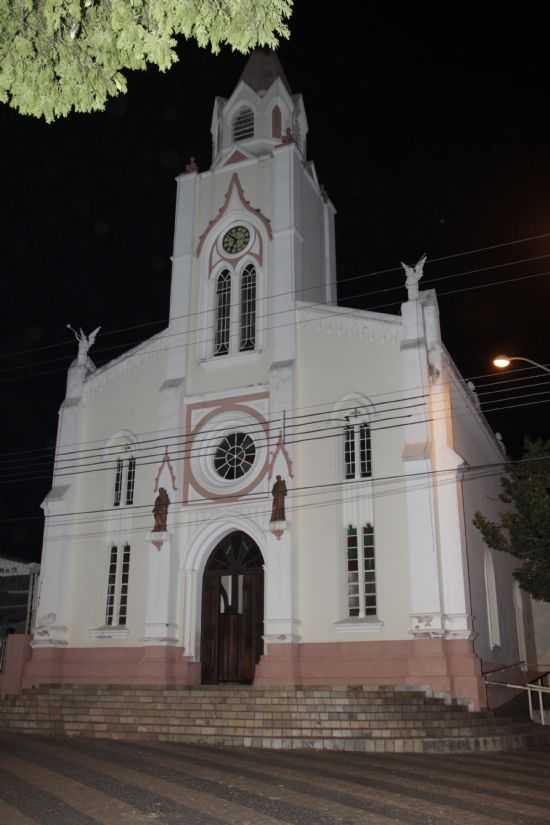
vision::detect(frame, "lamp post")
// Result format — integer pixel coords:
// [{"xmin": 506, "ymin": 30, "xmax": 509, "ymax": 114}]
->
[{"xmin": 493, "ymin": 355, "xmax": 550, "ymax": 376}]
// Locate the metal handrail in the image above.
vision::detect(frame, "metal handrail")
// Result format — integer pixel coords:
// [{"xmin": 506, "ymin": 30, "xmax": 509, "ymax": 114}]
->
[
  {"xmin": 485, "ymin": 674, "xmax": 550, "ymax": 725},
  {"xmin": 482, "ymin": 661, "xmax": 525, "ymax": 676}
]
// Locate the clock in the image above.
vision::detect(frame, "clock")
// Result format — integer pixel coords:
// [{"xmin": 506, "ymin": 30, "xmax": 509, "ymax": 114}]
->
[{"xmin": 222, "ymin": 225, "xmax": 250, "ymax": 255}]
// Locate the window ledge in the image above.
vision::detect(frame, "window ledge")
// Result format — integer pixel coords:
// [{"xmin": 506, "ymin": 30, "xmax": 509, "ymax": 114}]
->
[
  {"xmin": 199, "ymin": 349, "xmax": 263, "ymax": 369},
  {"xmin": 334, "ymin": 618, "xmax": 384, "ymax": 633},
  {"xmin": 88, "ymin": 626, "xmax": 129, "ymax": 640}
]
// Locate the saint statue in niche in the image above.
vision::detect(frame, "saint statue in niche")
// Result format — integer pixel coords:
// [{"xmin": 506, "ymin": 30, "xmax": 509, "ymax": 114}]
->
[
  {"xmin": 152, "ymin": 487, "xmax": 170, "ymax": 532},
  {"xmin": 270, "ymin": 475, "xmax": 287, "ymax": 522}
]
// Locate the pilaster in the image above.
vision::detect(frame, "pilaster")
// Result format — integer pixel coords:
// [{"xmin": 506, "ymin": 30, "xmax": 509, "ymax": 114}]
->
[{"xmin": 144, "ymin": 532, "xmax": 179, "ymax": 644}]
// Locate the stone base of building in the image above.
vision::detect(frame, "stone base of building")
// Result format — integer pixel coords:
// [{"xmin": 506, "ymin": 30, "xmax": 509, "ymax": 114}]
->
[
  {"xmin": 255, "ymin": 638, "xmax": 485, "ymax": 709},
  {"xmin": 12, "ymin": 638, "xmax": 485, "ymax": 710},
  {"xmin": 22, "ymin": 645, "xmax": 201, "ymax": 689}
]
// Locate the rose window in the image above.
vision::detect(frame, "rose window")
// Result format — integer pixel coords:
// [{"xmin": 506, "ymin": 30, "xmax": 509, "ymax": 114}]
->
[{"xmin": 214, "ymin": 432, "xmax": 256, "ymax": 480}]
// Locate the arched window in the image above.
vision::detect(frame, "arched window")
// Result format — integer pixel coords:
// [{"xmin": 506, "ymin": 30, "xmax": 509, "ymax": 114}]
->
[
  {"xmin": 272, "ymin": 106, "xmax": 282, "ymax": 138},
  {"xmin": 484, "ymin": 548, "xmax": 501, "ymax": 649},
  {"xmin": 214, "ymin": 270, "xmax": 231, "ymax": 356},
  {"xmin": 232, "ymin": 107, "xmax": 254, "ymax": 141},
  {"xmin": 240, "ymin": 264, "xmax": 256, "ymax": 351},
  {"xmin": 344, "ymin": 417, "xmax": 372, "ymax": 479},
  {"xmin": 113, "ymin": 450, "xmax": 136, "ymax": 506}
]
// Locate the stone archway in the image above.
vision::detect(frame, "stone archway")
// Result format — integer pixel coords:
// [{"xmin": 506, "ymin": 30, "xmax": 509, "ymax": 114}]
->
[{"xmin": 200, "ymin": 531, "xmax": 264, "ymax": 684}]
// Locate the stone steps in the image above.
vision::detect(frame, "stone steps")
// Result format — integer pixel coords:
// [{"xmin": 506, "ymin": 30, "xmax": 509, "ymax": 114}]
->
[{"xmin": 1, "ymin": 683, "xmax": 549, "ymax": 753}]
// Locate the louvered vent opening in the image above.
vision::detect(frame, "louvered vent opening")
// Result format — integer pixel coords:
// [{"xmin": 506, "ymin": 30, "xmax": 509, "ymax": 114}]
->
[{"xmin": 233, "ymin": 108, "xmax": 254, "ymax": 141}]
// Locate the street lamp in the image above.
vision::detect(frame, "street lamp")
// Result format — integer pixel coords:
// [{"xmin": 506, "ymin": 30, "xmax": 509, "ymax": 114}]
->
[{"xmin": 493, "ymin": 355, "xmax": 550, "ymax": 375}]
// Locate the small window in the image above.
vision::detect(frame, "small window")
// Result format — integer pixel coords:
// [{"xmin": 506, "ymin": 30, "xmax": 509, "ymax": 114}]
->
[
  {"xmin": 240, "ymin": 264, "xmax": 256, "ymax": 351},
  {"xmin": 272, "ymin": 106, "xmax": 282, "ymax": 138},
  {"xmin": 346, "ymin": 524, "xmax": 377, "ymax": 618},
  {"xmin": 232, "ymin": 107, "xmax": 254, "ymax": 141},
  {"xmin": 105, "ymin": 544, "xmax": 131, "ymax": 627},
  {"xmin": 214, "ymin": 270, "xmax": 231, "ymax": 356}
]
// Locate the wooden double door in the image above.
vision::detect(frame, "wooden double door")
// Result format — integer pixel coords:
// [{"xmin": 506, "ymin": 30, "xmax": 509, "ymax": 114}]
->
[{"xmin": 201, "ymin": 531, "xmax": 264, "ymax": 684}]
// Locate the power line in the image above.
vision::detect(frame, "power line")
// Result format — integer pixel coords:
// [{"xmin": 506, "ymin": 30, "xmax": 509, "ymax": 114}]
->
[
  {"xmin": 4, "ymin": 384, "xmax": 548, "ymax": 487},
  {"xmin": 2, "ymin": 259, "xmax": 549, "ymax": 386},
  {"xmin": 4, "ymin": 447, "xmax": 548, "ymax": 533},
  {"xmin": 3, "ymin": 230, "xmax": 550, "ymax": 364},
  {"xmin": 3, "ymin": 369, "xmax": 550, "ymax": 477}
]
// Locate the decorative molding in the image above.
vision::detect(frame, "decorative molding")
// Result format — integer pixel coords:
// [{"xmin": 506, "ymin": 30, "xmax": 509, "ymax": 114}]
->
[
  {"xmin": 267, "ymin": 432, "xmax": 294, "ymax": 480},
  {"xmin": 334, "ymin": 618, "xmax": 384, "ymax": 633},
  {"xmin": 303, "ymin": 314, "xmax": 401, "ymax": 343},
  {"xmin": 196, "ymin": 173, "xmax": 272, "ymax": 256},
  {"xmin": 88, "ymin": 626, "xmax": 130, "ymax": 640},
  {"xmin": 153, "ymin": 448, "xmax": 178, "ymax": 494},
  {"xmin": 224, "ymin": 150, "xmax": 248, "ymax": 166}
]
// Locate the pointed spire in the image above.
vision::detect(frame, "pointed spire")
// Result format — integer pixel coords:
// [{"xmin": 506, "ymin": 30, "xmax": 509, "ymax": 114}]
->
[{"xmin": 239, "ymin": 48, "xmax": 291, "ymax": 96}]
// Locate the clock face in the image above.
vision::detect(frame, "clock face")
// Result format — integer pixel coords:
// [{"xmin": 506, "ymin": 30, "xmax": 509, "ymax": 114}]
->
[{"xmin": 222, "ymin": 225, "xmax": 250, "ymax": 255}]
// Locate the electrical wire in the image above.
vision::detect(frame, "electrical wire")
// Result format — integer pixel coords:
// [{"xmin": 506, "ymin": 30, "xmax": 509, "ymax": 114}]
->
[{"xmin": 3, "ymin": 229, "xmax": 550, "ymax": 363}]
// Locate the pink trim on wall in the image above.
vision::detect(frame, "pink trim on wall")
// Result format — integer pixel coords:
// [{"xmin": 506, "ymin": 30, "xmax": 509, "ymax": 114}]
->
[
  {"xmin": 154, "ymin": 447, "xmax": 178, "ymax": 493},
  {"xmin": 196, "ymin": 173, "xmax": 272, "ymax": 257},
  {"xmin": 224, "ymin": 150, "xmax": 248, "ymax": 166},
  {"xmin": 15, "ymin": 638, "xmax": 489, "ymax": 709},
  {"xmin": 22, "ymin": 646, "xmax": 201, "ymax": 691},
  {"xmin": 182, "ymin": 392, "xmax": 271, "ymax": 505},
  {"xmin": 255, "ymin": 639, "xmax": 486, "ymax": 710},
  {"xmin": 0, "ymin": 634, "xmax": 32, "ymax": 696},
  {"xmin": 267, "ymin": 432, "xmax": 294, "ymax": 480}
]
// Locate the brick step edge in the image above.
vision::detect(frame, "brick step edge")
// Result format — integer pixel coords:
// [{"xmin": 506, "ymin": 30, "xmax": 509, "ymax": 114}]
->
[{"xmin": 4, "ymin": 726, "xmax": 549, "ymax": 753}]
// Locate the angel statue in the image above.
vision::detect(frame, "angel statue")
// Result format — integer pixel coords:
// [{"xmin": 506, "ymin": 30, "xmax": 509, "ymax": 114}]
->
[
  {"xmin": 401, "ymin": 254, "xmax": 427, "ymax": 301},
  {"xmin": 66, "ymin": 324, "xmax": 101, "ymax": 366}
]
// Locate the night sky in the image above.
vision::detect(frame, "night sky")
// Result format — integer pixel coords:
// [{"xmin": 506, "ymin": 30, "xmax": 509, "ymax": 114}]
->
[{"xmin": 2, "ymin": 4, "xmax": 550, "ymax": 562}]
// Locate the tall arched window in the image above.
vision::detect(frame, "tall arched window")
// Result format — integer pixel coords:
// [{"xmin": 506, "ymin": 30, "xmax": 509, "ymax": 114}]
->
[
  {"xmin": 344, "ymin": 417, "xmax": 372, "ymax": 479},
  {"xmin": 214, "ymin": 270, "xmax": 231, "ymax": 356},
  {"xmin": 484, "ymin": 548, "xmax": 501, "ymax": 649},
  {"xmin": 113, "ymin": 449, "xmax": 136, "ymax": 506},
  {"xmin": 240, "ymin": 264, "xmax": 256, "ymax": 351},
  {"xmin": 232, "ymin": 107, "xmax": 254, "ymax": 141},
  {"xmin": 272, "ymin": 106, "xmax": 282, "ymax": 138}
]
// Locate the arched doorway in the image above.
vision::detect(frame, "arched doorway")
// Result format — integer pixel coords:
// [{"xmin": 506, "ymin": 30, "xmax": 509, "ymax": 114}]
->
[{"xmin": 201, "ymin": 531, "xmax": 264, "ymax": 684}]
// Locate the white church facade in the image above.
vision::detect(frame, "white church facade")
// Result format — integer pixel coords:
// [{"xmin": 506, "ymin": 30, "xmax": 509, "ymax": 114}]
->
[{"xmin": 23, "ymin": 52, "xmax": 540, "ymax": 710}]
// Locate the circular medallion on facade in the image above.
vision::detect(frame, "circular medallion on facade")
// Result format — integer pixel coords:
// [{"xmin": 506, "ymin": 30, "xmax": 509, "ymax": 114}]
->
[
  {"xmin": 222, "ymin": 225, "xmax": 250, "ymax": 255},
  {"xmin": 214, "ymin": 432, "xmax": 256, "ymax": 480}
]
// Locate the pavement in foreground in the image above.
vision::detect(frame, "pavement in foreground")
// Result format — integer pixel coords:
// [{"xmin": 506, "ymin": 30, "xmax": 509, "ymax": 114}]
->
[{"xmin": 0, "ymin": 733, "xmax": 549, "ymax": 825}]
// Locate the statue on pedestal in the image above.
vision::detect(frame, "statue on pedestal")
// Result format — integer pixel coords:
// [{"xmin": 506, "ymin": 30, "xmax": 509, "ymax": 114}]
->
[
  {"xmin": 401, "ymin": 254, "xmax": 427, "ymax": 301},
  {"xmin": 153, "ymin": 487, "xmax": 170, "ymax": 532},
  {"xmin": 66, "ymin": 324, "xmax": 101, "ymax": 366},
  {"xmin": 270, "ymin": 475, "xmax": 287, "ymax": 522}
]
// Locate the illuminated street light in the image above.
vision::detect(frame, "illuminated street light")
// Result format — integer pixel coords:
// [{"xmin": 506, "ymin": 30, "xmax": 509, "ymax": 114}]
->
[{"xmin": 492, "ymin": 355, "xmax": 550, "ymax": 375}]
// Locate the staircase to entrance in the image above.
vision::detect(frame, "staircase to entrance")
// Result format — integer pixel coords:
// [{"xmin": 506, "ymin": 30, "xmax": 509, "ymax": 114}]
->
[{"xmin": 1, "ymin": 683, "xmax": 550, "ymax": 753}]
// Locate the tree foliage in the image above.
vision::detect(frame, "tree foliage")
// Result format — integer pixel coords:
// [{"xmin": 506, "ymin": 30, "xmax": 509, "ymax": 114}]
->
[
  {"xmin": 473, "ymin": 438, "xmax": 550, "ymax": 602},
  {"xmin": 0, "ymin": 0, "xmax": 293, "ymax": 122}
]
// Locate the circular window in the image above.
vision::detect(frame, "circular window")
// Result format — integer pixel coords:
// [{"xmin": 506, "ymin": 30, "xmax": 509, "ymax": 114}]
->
[{"xmin": 214, "ymin": 432, "xmax": 256, "ymax": 480}]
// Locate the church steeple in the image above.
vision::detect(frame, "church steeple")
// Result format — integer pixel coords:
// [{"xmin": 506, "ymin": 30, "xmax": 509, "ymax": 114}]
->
[
  {"xmin": 239, "ymin": 48, "xmax": 292, "ymax": 96},
  {"xmin": 210, "ymin": 49, "xmax": 308, "ymax": 167}
]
